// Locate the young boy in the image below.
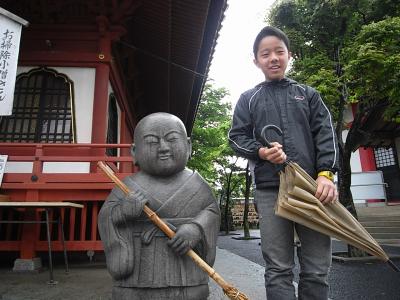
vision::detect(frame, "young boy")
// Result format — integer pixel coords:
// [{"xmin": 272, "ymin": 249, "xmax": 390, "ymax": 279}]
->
[{"xmin": 228, "ymin": 26, "xmax": 339, "ymax": 300}]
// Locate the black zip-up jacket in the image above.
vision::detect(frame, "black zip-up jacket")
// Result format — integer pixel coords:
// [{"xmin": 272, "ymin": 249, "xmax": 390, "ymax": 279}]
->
[{"xmin": 228, "ymin": 78, "xmax": 339, "ymax": 189}]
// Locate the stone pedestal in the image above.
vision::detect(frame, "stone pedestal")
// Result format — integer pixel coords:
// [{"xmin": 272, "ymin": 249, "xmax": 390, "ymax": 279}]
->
[{"xmin": 13, "ymin": 257, "xmax": 42, "ymax": 272}]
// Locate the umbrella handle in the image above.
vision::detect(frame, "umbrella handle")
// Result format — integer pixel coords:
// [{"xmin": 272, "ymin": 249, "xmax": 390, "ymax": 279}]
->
[
  {"xmin": 260, "ymin": 125, "xmax": 290, "ymax": 167},
  {"xmin": 260, "ymin": 124, "xmax": 283, "ymax": 148}
]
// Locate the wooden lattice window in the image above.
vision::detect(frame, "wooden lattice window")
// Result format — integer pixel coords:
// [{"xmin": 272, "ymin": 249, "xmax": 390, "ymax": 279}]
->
[
  {"xmin": 106, "ymin": 93, "xmax": 119, "ymax": 156},
  {"xmin": 0, "ymin": 67, "xmax": 75, "ymax": 143}
]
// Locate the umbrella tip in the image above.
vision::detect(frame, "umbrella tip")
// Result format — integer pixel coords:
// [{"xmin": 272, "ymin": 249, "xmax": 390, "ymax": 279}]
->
[{"xmin": 387, "ymin": 259, "xmax": 400, "ymax": 273}]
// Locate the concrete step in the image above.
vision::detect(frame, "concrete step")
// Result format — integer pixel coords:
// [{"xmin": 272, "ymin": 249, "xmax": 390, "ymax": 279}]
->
[
  {"xmin": 375, "ymin": 238, "xmax": 400, "ymax": 246},
  {"xmin": 354, "ymin": 206, "xmax": 400, "ymax": 246},
  {"xmin": 358, "ymin": 216, "xmax": 400, "ymax": 222},
  {"xmin": 365, "ymin": 226, "xmax": 400, "ymax": 233},
  {"xmin": 360, "ymin": 220, "xmax": 400, "ymax": 227},
  {"xmin": 368, "ymin": 232, "xmax": 400, "ymax": 239}
]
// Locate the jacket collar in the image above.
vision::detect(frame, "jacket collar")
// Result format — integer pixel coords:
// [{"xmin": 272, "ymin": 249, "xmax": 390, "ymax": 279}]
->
[{"xmin": 256, "ymin": 77, "xmax": 297, "ymax": 88}]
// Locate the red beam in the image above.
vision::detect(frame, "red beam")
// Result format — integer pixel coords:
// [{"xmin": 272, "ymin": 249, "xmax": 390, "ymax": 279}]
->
[
  {"xmin": 35, "ymin": 241, "xmax": 104, "ymax": 251},
  {"xmin": 37, "ymin": 156, "xmax": 133, "ymax": 162},
  {"xmin": 2, "ymin": 183, "xmax": 116, "ymax": 190},
  {"xmin": 3, "ymin": 191, "xmax": 109, "ymax": 202},
  {"xmin": 0, "ymin": 241, "xmax": 21, "ymax": 251},
  {"xmin": 20, "ymin": 51, "xmax": 109, "ymax": 64},
  {"xmin": 0, "ymin": 143, "xmax": 131, "ymax": 148},
  {"xmin": 0, "ymin": 241, "xmax": 104, "ymax": 251}
]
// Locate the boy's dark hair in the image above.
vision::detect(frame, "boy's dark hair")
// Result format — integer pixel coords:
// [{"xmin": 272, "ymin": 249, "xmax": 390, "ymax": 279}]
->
[{"xmin": 253, "ymin": 26, "xmax": 290, "ymax": 58}]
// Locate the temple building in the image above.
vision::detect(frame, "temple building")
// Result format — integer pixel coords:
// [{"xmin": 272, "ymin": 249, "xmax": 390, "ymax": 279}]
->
[{"xmin": 0, "ymin": 0, "xmax": 227, "ymax": 267}]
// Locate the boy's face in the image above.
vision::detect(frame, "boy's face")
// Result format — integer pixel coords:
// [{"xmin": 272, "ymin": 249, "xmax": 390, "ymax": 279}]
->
[{"xmin": 254, "ymin": 35, "xmax": 291, "ymax": 81}]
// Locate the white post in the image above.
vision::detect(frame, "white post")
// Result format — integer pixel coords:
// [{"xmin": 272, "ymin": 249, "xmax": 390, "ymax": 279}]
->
[{"xmin": 0, "ymin": 154, "xmax": 7, "ymax": 187}]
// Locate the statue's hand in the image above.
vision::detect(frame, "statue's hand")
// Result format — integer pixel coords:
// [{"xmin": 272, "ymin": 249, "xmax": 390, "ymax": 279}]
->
[
  {"xmin": 122, "ymin": 191, "xmax": 148, "ymax": 218},
  {"xmin": 167, "ymin": 223, "xmax": 202, "ymax": 256}
]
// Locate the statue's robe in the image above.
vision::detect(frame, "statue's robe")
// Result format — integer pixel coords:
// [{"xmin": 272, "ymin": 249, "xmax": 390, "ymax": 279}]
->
[{"xmin": 98, "ymin": 170, "xmax": 220, "ymax": 292}]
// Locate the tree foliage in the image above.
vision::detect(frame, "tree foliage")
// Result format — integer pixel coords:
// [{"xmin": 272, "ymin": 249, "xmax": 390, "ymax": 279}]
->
[
  {"xmin": 268, "ymin": 0, "xmax": 400, "ymax": 256},
  {"xmin": 188, "ymin": 83, "xmax": 232, "ymax": 184},
  {"xmin": 344, "ymin": 17, "xmax": 400, "ymax": 121},
  {"xmin": 189, "ymin": 83, "xmax": 246, "ymax": 232}
]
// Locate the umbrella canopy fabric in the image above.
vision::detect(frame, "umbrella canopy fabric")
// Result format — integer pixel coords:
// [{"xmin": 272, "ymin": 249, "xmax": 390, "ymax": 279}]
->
[{"xmin": 275, "ymin": 162, "xmax": 390, "ymax": 261}]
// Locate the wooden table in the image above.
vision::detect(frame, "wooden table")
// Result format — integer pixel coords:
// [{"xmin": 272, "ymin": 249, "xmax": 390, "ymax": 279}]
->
[{"xmin": 0, "ymin": 202, "xmax": 84, "ymax": 284}]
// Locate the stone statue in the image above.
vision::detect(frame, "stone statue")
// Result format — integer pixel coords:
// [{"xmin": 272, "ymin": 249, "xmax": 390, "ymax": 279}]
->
[{"xmin": 98, "ymin": 112, "xmax": 220, "ymax": 300}]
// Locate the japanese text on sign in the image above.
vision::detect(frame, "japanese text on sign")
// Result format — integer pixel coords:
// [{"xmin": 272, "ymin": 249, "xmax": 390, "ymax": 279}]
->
[{"xmin": 0, "ymin": 9, "xmax": 25, "ymax": 116}]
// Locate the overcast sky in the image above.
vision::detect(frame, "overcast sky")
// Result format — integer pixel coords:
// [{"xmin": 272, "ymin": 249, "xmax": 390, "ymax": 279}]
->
[{"xmin": 208, "ymin": 0, "xmax": 275, "ymax": 108}]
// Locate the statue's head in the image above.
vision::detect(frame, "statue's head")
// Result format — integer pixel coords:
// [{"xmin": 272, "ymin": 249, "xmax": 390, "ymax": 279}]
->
[{"xmin": 132, "ymin": 112, "xmax": 192, "ymax": 176}]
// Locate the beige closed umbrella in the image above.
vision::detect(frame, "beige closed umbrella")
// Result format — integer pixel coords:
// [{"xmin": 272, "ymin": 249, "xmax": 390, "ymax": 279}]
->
[{"xmin": 260, "ymin": 125, "xmax": 399, "ymax": 272}]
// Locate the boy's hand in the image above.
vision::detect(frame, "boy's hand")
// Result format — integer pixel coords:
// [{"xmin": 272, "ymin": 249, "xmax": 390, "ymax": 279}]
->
[
  {"xmin": 258, "ymin": 142, "xmax": 287, "ymax": 164},
  {"xmin": 315, "ymin": 176, "xmax": 338, "ymax": 205}
]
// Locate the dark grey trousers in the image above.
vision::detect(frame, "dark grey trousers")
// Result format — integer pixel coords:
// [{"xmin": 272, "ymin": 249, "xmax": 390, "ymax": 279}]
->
[{"xmin": 255, "ymin": 188, "xmax": 331, "ymax": 300}]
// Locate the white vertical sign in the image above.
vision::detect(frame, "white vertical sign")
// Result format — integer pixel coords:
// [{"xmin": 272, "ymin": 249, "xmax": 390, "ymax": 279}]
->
[
  {"xmin": 0, "ymin": 154, "xmax": 7, "ymax": 187},
  {"xmin": 0, "ymin": 7, "xmax": 28, "ymax": 116}
]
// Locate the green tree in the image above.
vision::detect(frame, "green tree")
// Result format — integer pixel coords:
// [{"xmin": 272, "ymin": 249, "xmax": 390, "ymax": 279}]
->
[
  {"xmin": 345, "ymin": 17, "xmax": 400, "ymax": 122},
  {"xmin": 268, "ymin": 0, "xmax": 400, "ymax": 257},
  {"xmin": 189, "ymin": 83, "xmax": 246, "ymax": 232},
  {"xmin": 216, "ymin": 156, "xmax": 245, "ymax": 233},
  {"xmin": 188, "ymin": 83, "xmax": 232, "ymax": 185}
]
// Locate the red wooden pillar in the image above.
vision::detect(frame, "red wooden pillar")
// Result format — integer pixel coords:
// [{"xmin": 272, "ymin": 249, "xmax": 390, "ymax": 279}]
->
[
  {"xmin": 20, "ymin": 191, "xmax": 40, "ymax": 259},
  {"xmin": 91, "ymin": 16, "xmax": 111, "ymax": 174},
  {"xmin": 91, "ymin": 63, "xmax": 110, "ymax": 144},
  {"xmin": 20, "ymin": 146, "xmax": 43, "ymax": 259},
  {"xmin": 359, "ymin": 147, "xmax": 377, "ymax": 171}
]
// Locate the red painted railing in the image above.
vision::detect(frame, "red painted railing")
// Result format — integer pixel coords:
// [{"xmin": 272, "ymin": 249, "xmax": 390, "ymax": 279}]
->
[{"xmin": 0, "ymin": 143, "xmax": 135, "ymax": 257}]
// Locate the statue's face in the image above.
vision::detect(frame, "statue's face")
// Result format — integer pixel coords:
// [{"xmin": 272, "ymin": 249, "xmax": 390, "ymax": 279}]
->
[{"xmin": 134, "ymin": 114, "xmax": 191, "ymax": 176}]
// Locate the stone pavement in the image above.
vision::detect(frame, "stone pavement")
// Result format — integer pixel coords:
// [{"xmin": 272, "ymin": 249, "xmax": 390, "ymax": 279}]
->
[
  {"xmin": 217, "ymin": 229, "xmax": 400, "ymax": 300},
  {"xmin": 209, "ymin": 248, "xmax": 266, "ymax": 299},
  {"xmin": 0, "ymin": 247, "xmax": 267, "ymax": 300},
  {"xmin": 1, "ymin": 228, "xmax": 399, "ymax": 300}
]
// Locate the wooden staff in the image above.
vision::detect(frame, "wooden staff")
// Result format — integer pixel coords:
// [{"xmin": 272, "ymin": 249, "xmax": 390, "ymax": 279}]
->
[{"xmin": 98, "ymin": 161, "xmax": 249, "ymax": 300}]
